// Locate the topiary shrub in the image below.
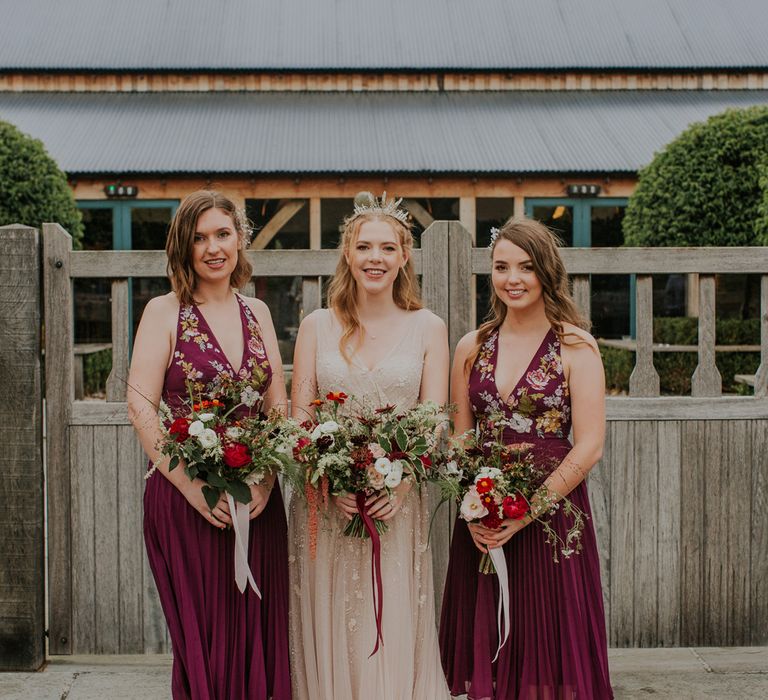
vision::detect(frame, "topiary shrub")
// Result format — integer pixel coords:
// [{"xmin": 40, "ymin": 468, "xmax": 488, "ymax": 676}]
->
[
  {"xmin": 623, "ymin": 105, "xmax": 768, "ymax": 248},
  {"xmin": 0, "ymin": 120, "xmax": 83, "ymax": 247}
]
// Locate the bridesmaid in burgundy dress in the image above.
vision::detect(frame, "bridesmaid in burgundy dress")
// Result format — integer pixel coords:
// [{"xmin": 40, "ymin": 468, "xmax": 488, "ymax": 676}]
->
[
  {"xmin": 440, "ymin": 217, "xmax": 613, "ymax": 699},
  {"xmin": 127, "ymin": 190, "xmax": 291, "ymax": 699}
]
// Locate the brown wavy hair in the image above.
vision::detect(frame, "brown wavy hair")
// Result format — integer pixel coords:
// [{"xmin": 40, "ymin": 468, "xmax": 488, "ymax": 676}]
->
[
  {"xmin": 166, "ymin": 190, "xmax": 253, "ymax": 306},
  {"xmin": 327, "ymin": 211, "xmax": 422, "ymax": 361},
  {"xmin": 466, "ymin": 216, "xmax": 590, "ymax": 374}
]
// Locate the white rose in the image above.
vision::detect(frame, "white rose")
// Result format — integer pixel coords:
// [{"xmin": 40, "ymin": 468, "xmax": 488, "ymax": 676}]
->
[
  {"xmin": 460, "ymin": 487, "xmax": 488, "ymax": 521},
  {"xmin": 188, "ymin": 420, "xmax": 204, "ymax": 437},
  {"xmin": 374, "ymin": 457, "xmax": 392, "ymax": 475},
  {"xmin": 226, "ymin": 427, "xmax": 244, "ymax": 440},
  {"xmin": 197, "ymin": 412, "xmax": 215, "ymax": 422},
  {"xmin": 384, "ymin": 460, "xmax": 403, "ymax": 488},
  {"xmin": 197, "ymin": 428, "xmax": 219, "ymax": 450},
  {"xmin": 320, "ymin": 420, "xmax": 339, "ymax": 434}
]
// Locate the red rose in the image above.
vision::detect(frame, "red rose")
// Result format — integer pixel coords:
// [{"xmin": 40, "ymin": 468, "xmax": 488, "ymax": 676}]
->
[
  {"xmin": 481, "ymin": 509, "xmax": 504, "ymax": 530},
  {"xmin": 169, "ymin": 418, "xmax": 190, "ymax": 443},
  {"xmin": 223, "ymin": 442, "xmax": 251, "ymax": 469},
  {"xmin": 476, "ymin": 477, "xmax": 494, "ymax": 495},
  {"xmin": 502, "ymin": 493, "xmax": 530, "ymax": 520}
]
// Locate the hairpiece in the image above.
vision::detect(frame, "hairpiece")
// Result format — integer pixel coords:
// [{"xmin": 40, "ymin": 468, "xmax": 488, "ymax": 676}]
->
[
  {"xmin": 352, "ymin": 191, "xmax": 410, "ymax": 225},
  {"xmin": 488, "ymin": 227, "xmax": 500, "ymax": 249}
]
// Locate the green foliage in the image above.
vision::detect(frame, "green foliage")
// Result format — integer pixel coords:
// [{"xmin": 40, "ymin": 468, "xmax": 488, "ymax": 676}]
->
[
  {"xmin": 601, "ymin": 317, "xmax": 759, "ymax": 395},
  {"xmin": 0, "ymin": 120, "xmax": 83, "ymax": 247},
  {"xmin": 623, "ymin": 106, "xmax": 768, "ymax": 247},
  {"xmin": 83, "ymin": 348, "xmax": 112, "ymax": 396},
  {"xmin": 757, "ymin": 157, "xmax": 768, "ymax": 246}
]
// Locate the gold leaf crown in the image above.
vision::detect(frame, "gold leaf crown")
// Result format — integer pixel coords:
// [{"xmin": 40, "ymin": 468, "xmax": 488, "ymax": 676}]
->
[{"xmin": 351, "ymin": 191, "xmax": 410, "ymax": 224}]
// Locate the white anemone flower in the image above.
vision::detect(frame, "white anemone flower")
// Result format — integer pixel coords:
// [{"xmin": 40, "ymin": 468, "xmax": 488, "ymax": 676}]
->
[
  {"xmin": 460, "ymin": 486, "xmax": 489, "ymax": 521},
  {"xmin": 188, "ymin": 420, "xmax": 204, "ymax": 437},
  {"xmin": 384, "ymin": 460, "xmax": 403, "ymax": 488},
  {"xmin": 374, "ymin": 457, "xmax": 392, "ymax": 475}
]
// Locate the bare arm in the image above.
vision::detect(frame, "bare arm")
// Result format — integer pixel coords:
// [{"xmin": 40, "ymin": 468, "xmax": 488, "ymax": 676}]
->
[
  {"xmin": 449, "ymin": 332, "xmax": 478, "ymax": 436},
  {"xmin": 127, "ymin": 295, "xmax": 230, "ymax": 528}
]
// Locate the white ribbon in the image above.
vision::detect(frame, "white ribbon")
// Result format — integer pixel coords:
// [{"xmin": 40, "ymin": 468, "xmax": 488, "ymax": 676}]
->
[
  {"xmin": 226, "ymin": 493, "xmax": 261, "ymax": 597},
  {"xmin": 489, "ymin": 547, "xmax": 510, "ymax": 662}
]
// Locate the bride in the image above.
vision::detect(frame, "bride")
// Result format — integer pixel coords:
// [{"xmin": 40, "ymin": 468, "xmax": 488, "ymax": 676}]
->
[{"xmin": 288, "ymin": 194, "xmax": 451, "ymax": 699}]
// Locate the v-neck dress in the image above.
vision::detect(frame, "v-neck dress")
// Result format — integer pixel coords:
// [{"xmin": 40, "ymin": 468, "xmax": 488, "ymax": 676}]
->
[
  {"xmin": 143, "ymin": 295, "xmax": 291, "ymax": 700},
  {"xmin": 288, "ymin": 308, "xmax": 450, "ymax": 700},
  {"xmin": 439, "ymin": 328, "xmax": 613, "ymax": 700}
]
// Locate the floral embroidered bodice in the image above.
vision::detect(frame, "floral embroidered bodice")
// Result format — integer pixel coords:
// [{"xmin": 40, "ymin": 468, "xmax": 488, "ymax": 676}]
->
[{"xmin": 163, "ymin": 294, "xmax": 272, "ymax": 415}]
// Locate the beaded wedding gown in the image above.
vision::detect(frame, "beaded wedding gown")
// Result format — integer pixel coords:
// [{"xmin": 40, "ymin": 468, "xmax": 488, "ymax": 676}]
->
[{"xmin": 288, "ymin": 308, "xmax": 450, "ymax": 700}]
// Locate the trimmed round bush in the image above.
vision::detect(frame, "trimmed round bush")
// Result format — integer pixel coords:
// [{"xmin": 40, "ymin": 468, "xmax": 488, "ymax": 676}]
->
[{"xmin": 0, "ymin": 119, "xmax": 83, "ymax": 247}]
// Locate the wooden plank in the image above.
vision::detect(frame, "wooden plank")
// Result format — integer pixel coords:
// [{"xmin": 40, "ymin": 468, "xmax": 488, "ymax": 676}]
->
[
  {"xmin": 117, "ymin": 426, "xmax": 145, "ymax": 652},
  {"xmin": 605, "ymin": 397, "xmax": 768, "ymax": 421},
  {"xmin": 691, "ymin": 275, "xmax": 722, "ymax": 397},
  {"xmin": 702, "ymin": 420, "xmax": 726, "ymax": 645},
  {"xmin": 403, "ymin": 199, "xmax": 435, "ymax": 229},
  {"xmin": 725, "ymin": 420, "xmax": 751, "ymax": 644},
  {"xmin": 71, "ymin": 401, "xmax": 130, "ymax": 425},
  {"xmin": 301, "ymin": 278, "xmax": 321, "ymax": 317},
  {"xmin": 571, "ymin": 274, "xmax": 591, "ymax": 324},
  {"xmin": 0, "ymin": 226, "xmax": 45, "ymax": 671},
  {"xmin": 93, "ymin": 426, "xmax": 120, "ymax": 653},
  {"xmin": 249, "ymin": 200, "xmax": 305, "ymax": 250},
  {"xmin": 458, "ymin": 198, "xmax": 477, "ymax": 328},
  {"xmin": 587, "ymin": 427, "xmax": 612, "ymax": 638},
  {"xmin": 42, "ymin": 223, "xmax": 74, "ymax": 655},
  {"xmin": 632, "ymin": 421, "xmax": 658, "ymax": 645},
  {"xmin": 601, "ymin": 339, "xmax": 760, "ymax": 353},
  {"xmin": 106, "ymin": 279, "xmax": 130, "ymax": 401},
  {"xmin": 70, "ymin": 425, "xmax": 95, "ymax": 653},
  {"xmin": 629, "ymin": 275, "xmax": 660, "ymax": 397},
  {"xmin": 309, "ymin": 198, "xmax": 321, "ymax": 250},
  {"xmin": 609, "ymin": 421, "xmax": 634, "ymax": 646},
  {"xmin": 751, "ymin": 419, "xmax": 768, "ymax": 644},
  {"xmin": 471, "ymin": 246, "xmax": 768, "ymax": 275},
  {"xmin": 755, "ymin": 275, "xmax": 768, "ymax": 398},
  {"xmin": 680, "ymin": 421, "xmax": 704, "ymax": 644},
  {"xmin": 447, "ymin": 221, "xmax": 473, "ymax": 354},
  {"xmin": 420, "ymin": 221, "xmax": 449, "ymax": 324},
  {"xmin": 656, "ymin": 421, "xmax": 681, "ymax": 646}
]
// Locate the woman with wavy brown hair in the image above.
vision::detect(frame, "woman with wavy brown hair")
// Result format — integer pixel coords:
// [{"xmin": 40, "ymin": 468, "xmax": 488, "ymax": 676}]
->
[
  {"xmin": 288, "ymin": 194, "xmax": 451, "ymax": 699},
  {"xmin": 440, "ymin": 217, "xmax": 613, "ymax": 699},
  {"xmin": 127, "ymin": 190, "xmax": 291, "ymax": 699}
]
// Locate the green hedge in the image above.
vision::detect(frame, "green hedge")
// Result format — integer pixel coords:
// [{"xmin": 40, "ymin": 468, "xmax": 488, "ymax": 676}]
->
[
  {"xmin": 83, "ymin": 348, "xmax": 112, "ymax": 397},
  {"xmin": 602, "ymin": 317, "xmax": 759, "ymax": 395}
]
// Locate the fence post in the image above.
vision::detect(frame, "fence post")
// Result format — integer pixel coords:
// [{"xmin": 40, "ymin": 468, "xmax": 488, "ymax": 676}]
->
[
  {"xmin": 0, "ymin": 226, "xmax": 45, "ymax": 670},
  {"xmin": 43, "ymin": 223, "xmax": 74, "ymax": 654}
]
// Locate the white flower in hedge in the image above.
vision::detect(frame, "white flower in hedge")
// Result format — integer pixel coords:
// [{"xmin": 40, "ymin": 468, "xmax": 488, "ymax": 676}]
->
[
  {"xmin": 384, "ymin": 460, "xmax": 403, "ymax": 488},
  {"xmin": 310, "ymin": 420, "xmax": 340, "ymax": 441},
  {"xmin": 226, "ymin": 426, "xmax": 244, "ymax": 440},
  {"xmin": 197, "ymin": 428, "xmax": 219, "ymax": 450},
  {"xmin": 374, "ymin": 456, "xmax": 392, "ymax": 475},
  {"xmin": 188, "ymin": 420, "xmax": 204, "ymax": 437},
  {"xmin": 460, "ymin": 486, "xmax": 489, "ymax": 521},
  {"xmin": 197, "ymin": 412, "xmax": 215, "ymax": 422}
]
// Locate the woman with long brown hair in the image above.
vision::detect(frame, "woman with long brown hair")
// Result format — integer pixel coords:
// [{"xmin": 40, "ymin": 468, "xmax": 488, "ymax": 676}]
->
[
  {"xmin": 439, "ymin": 217, "xmax": 613, "ymax": 699},
  {"xmin": 288, "ymin": 194, "xmax": 451, "ymax": 699},
  {"xmin": 127, "ymin": 190, "xmax": 291, "ymax": 699}
]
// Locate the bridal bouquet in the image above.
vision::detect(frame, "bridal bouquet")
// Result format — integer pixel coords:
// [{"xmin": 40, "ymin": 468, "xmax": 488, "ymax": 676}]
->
[{"xmin": 432, "ymin": 412, "xmax": 586, "ymax": 572}]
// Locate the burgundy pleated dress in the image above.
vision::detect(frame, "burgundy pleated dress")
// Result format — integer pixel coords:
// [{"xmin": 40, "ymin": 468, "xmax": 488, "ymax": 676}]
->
[
  {"xmin": 144, "ymin": 295, "xmax": 291, "ymax": 700},
  {"xmin": 439, "ymin": 328, "xmax": 613, "ymax": 700}
]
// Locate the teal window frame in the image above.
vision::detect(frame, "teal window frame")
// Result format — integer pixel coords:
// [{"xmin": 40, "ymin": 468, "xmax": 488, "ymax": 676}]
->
[
  {"xmin": 524, "ymin": 197, "xmax": 634, "ymax": 335},
  {"xmin": 77, "ymin": 199, "xmax": 179, "ymax": 346}
]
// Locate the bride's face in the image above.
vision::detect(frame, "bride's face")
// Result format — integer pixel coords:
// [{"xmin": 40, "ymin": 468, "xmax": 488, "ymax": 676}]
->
[{"xmin": 346, "ymin": 219, "xmax": 407, "ymax": 295}]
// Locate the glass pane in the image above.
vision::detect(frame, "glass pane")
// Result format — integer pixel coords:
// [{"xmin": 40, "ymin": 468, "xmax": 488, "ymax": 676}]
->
[
  {"xmin": 80, "ymin": 207, "xmax": 113, "ymax": 250},
  {"xmin": 252, "ymin": 276, "xmax": 303, "ymax": 367},
  {"xmin": 654, "ymin": 275, "xmax": 687, "ymax": 317},
  {"xmin": 589, "ymin": 205, "xmax": 629, "ymax": 337},
  {"xmin": 321, "ymin": 198, "xmax": 354, "ymax": 250},
  {"xmin": 717, "ymin": 274, "xmax": 760, "ymax": 319},
  {"xmin": 590, "ymin": 206, "xmax": 626, "ymax": 246},
  {"xmin": 476, "ymin": 197, "xmax": 515, "ymax": 248},
  {"xmin": 131, "ymin": 207, "xmax": 174, "ymax": 250},
  {"xmin": 246, "ymin": 199, "xmax": 310, "ymax": 249},
  {"xmin": 530, "ymin": 205, "xmax": 573, "ymax": 246}
]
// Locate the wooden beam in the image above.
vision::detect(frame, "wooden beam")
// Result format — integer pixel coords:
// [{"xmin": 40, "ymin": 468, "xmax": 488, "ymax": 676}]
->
[
  {"xmin": 249, "ymin": 200, "xmax": 305, "ymax": 250},
  {"xmin": 403, "ymin": 199, "xmax": 435, "ymax": 229}
]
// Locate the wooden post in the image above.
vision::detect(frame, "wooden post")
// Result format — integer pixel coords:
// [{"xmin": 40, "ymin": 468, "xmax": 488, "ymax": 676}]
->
[
  {"xmin": 300, "ymin": 198, "xmax": 323, "ymax": 318},
  {"xmin": 105, "ymin": 279, "xmax": 130, "ymax": 401},
  {"xmin": 42, "ymin": 223, "xmax": 74, "ymax": 655},
  {"xmin": 448, "ymin": 221, "xmax": 473, "ymax": 354},
  {"xmin": 691, "ymin": 274, "xmax": 722, "ymax": 396},
  {"xmin": 420, "ymin": 222, "xmax": 449, "ymax": 324},
  {"xmin": 571, "ymin": 274, "xmax": 591, "ymax": 324},
  {"xmin": 754, "ymin": 274, "xmax": 768, "ymax": 398},
  {"xmin": 0, "ymin": 226, "xmax": 45, "ymax": 670},
  {"xmin": 459, "ymin": 198, "xmax": 477, "ymax": 329},
  {"xmin": 629, "ymin": 275, "xmax": 660, "ymax": 396}
]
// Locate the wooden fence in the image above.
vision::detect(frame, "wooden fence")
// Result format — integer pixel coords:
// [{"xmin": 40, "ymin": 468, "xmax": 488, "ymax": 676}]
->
[{"xmin": 33, "ymin": 222, "xmax": 768, "ymax": 653}]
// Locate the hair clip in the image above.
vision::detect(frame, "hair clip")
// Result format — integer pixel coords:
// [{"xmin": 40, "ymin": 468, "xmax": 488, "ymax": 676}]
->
[{"xmin": 488, "ymin": 227, "xmax": 500, "ymax": 249}]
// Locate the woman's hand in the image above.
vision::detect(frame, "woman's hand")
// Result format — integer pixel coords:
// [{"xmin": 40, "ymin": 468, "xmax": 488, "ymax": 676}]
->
[
  {"xmin": 366, "ymin": 479, "xmax": 413, "ymax": 521},
  {"xmin": 180, "ymin": 480, "xmax": 230, "ymax": 529},
  {"xmin": 485, "ymin": 518, "xmax": 528, "ymax": 549},
  {"xmin": 248, "ymin": 481, "xmax": 273, "ymax": 520},
  {"xmin": 333, "ymin": 492, "xmax": 358, "ymax": 521}
]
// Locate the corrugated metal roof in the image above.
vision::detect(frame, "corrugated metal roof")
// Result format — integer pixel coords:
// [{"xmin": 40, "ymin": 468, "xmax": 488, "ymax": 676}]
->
[
  {"xmin": 0, "ymin": 0, "xmax": 766, "ymax": 71},
  {"xmin": 1, "ymin": 91, "xmax": 766, "ymax": 174}
]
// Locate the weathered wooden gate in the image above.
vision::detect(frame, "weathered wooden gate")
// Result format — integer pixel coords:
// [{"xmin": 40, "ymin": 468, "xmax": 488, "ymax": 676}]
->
[{"xmin": 40, "ymin": 222, "xmax": 768, "ymax": 654}]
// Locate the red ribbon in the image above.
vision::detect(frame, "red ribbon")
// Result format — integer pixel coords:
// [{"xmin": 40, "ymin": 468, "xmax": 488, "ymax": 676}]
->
[{"xmin": 356, "ymin": 491, "xmax": 384, "ymax": 656}]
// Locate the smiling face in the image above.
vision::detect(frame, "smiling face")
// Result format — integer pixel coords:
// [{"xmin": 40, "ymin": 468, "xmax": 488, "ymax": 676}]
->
[
  {"xmin": 491, "ymin": 238, "xmax": 544, "ymax": 312},
  {"xmin": 191, "ymin": 207, "xmax": 241, "ymax": 284},
  {"xmin": 345, "ymin": 218, "xmax": 408, "ymax": 297}
]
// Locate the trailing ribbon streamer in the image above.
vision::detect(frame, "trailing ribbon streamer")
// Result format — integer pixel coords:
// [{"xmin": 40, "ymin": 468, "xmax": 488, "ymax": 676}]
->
[
  {"xmin": 226, "ymin": 493, "xmax": 262, "ymax": 597},
  {"xmin": 356, "ymin": 491, "xmax": 384, "ymax": 656},
  {"xmin": 489, "ymin": 546, "xmax": 510, "ymax": 662}
]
